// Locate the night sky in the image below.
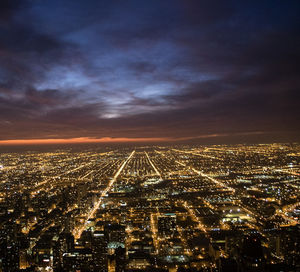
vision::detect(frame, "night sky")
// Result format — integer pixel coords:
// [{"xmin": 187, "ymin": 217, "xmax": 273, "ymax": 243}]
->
[{"xmin": 0, "ymin": 0, "xmax": 299, "ymax": 144}]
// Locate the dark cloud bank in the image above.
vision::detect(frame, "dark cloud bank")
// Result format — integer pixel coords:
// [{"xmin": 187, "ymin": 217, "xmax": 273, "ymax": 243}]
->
[{"xmin": 0, "ymin": 0, "xmax": 299, "ymax": 143}]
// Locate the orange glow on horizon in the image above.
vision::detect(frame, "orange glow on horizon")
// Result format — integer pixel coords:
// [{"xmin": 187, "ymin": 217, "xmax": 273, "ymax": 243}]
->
[
  {"xmin": 0, "ymin": 137, "xmax": 171, "ymax": 145},
  {"xmin": 0, "ymin": 131, "xmax": 264, "ymax": 145}
]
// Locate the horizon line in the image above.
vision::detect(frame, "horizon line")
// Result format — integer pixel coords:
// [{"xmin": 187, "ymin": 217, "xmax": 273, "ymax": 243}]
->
[
  {"xmin": 0, "ymin": 137, "xmax": 172, "ymax": 145},
  {"xmin": 0, "ymin": 132, "xmax": 268, "ymax": 145}
]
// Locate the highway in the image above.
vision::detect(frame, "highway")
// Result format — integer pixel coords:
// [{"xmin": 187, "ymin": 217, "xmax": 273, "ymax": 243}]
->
[
  {"xmin": 73, "ymin": 150, "xmax": 135, "ymax": 239},
  {"xmin": 144, "ymin": 151, "xmax": 162, "ymax": 180}
]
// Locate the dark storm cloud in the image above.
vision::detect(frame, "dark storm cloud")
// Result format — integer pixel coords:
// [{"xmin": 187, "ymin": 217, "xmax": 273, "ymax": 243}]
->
[
  {"xmin": 0, "ymin": 88, "xmax": 73, "ymax": 120},
  {"xmin": 0, "ymin": 86, "xmax": 106, "ymax": 140},
  {"xmin": 0, "ymin": 2, "xmax": 82, "ymax": 90},
  {"xmin": 0, "ymin": 0, "xmax": 23, "ymax": 24},
  {"xmin": 128, "ymin": 62, "xmax": 157, "ymax": 75},
  {"xmin": 0, "ymin": 0, "xmax": 299, "ymax": 142}
]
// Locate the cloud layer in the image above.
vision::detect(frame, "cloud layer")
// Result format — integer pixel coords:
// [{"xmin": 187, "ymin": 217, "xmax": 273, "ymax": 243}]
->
[{"xmin": 0, "ymin": 0, "xmax": 299, "ymax": 142}]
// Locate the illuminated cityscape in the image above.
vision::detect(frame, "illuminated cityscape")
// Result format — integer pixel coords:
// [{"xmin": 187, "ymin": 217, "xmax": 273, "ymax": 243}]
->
[
  {"xmin": 1, "ymin": 0, "xmax": 299, "ymax": 271},
  {"xmin": 0, "ymin": 143, "xmax": 299, "ymax": 271}
]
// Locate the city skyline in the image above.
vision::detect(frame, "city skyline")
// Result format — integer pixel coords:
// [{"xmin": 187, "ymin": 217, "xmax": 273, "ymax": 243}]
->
[
  {"xmin": 0, "ymin": 143, "xmax": 299, "ymax": 271},
  {"xmin": 0, "ymin": 0, "xmax": 299, "ymax": 145}
]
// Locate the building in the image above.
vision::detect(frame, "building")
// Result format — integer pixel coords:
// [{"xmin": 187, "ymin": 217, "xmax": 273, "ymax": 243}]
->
[
  {"xmin": 104, "ymin": 224, "xmax": 126, "ymax": 252},
  {"xmin": 92, "ymin": 231, "xmax": 108, "ymax": 272},
  {"xmin": 157, "ymin": 213, "xmax": 176, "ymax": 237},
  {"xmin": 0, "ymin": 222, "xmax": 20, "ymax": 272}
]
